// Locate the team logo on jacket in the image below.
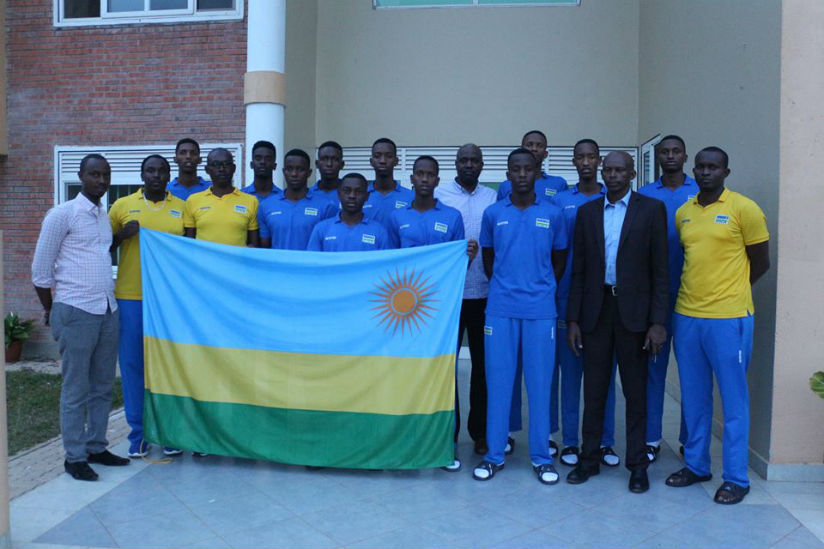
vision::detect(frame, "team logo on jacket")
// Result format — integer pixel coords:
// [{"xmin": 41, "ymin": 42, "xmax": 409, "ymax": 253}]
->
[
  {"xmin": 324, "ymin": 236, "xmax": 337, "ymax": 241},
  {"xmin": 496, "ymin": 220, "xmax": 509, "ymax": 227},
  {"xmin": 129, "ymin": 209, "xmax": 141, "ymax": 214},
  {"xmin": 234, "ymin": 204, "xmax": 247, "ymax": 214},
  {"xmin": 395, "ymin": 201, "xmax": 408, "ymax": 209},
  {"xmin": 434, "ymin": 222, "xmax": 448, "ymax": 234},
  {"xmin": 169, "ymin": 209, "xmax": 182, "ymax": 218},
  {"xmin": 304, "ymin": 207, "xmax": 319, "ymax": 216},
  {"xmin": 544, "ymin": 189, "xmax": 557, "ymax": 196},
  {"xmin": 484, "ymin": 326, "xmax": 493, "ymax": 335},
  {"xmin": 362, "ymin": 233, "xmax": 376, "ymax": 244},
  {"xmin": 714, "ymin": 215, "xmax": 729, "ymax": 225},
  {"xmin": 535, "ymin": 218, "xmax": 550, "ymax": 229}
]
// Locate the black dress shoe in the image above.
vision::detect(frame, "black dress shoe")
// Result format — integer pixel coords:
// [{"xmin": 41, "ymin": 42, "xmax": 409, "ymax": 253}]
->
[
  {"xmin": 629, "ymin": 469, "xmax": 649, "ymax": 493},
  {"xmin": 87, "ymin": 450, "xmax": 130, "ymax": 466},
  {"xmin": 64, "ymin": 460, "xmax": 98, "ymax": 481},
  {"xmin": 566, "ymin": 466, "xmax": 598, "ymax": 485},
  {"xmin": 473, "ymin": 439, "xmax": 488, "ymax": 455}
]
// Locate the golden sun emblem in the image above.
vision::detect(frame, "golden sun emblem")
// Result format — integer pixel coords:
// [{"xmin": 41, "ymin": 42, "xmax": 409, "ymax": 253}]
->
[{"xmin": 370, "ymin": 268, "xmax": 438, "ymax": 335}]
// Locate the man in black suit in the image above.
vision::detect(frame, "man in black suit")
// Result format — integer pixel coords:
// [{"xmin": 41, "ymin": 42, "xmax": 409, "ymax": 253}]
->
[{"xmin": 565, "ymin": 151, "xmax": 668, "ymax": 493}]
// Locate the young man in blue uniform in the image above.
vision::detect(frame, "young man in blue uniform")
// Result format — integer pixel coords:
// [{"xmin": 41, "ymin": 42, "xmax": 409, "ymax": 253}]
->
[
  {"xmin": 311, "ymin": 140, "xmax": 345, "ymax": 208},
  {"xmin": 258, "ymin": 149, "xmax": 338, "ymax": 250},
  {"xmin": 241, "ymin": 140, "xmax": 281, "ymax": 202},
  {"xmin": 386, "ymin": 156, "xmax": 466, "ymax": 249},
  {"xmin": 666, "ymin": 147, "xmax": 770, "ymax": 505},
  {"xmin": 499, "ymin": 130, "xmax": 568, "ymax": 455},
  {"xmin": 307, "ymin": 172, "xmax": 390, "ymax": 252},
  {"xmin": 550, "ymin": 139, "xmax": 620, "ymax": 468},
  {"xmin": 387, "ymin": 155, "xmax": 470, "ymax": 471},
  {"xmin": 473, "ymin": 148, "xmax": 568, "ymax": 485},
  {"xmin": 364, "ymin": 137, "xmax": 414, "ymax": 228},
  {"xmin": 167, "ymin": 138, "xmax": 210, "ymax": 200},
  {"xmin": 497, "ymin": 130, "xmax": 568, "ymax": 202},
  {"xmin": 637, "ymin": 135, "xmax": 696, "ymax": 462}
]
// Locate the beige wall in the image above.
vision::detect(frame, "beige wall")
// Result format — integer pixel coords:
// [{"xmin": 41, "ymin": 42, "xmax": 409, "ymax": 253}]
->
[
  {"xmin": 638, "ymin": 0, "xmax": 781, "ymax": 470},
  {"xmin": 313, "ymin": 0, "xmax": 640, "ymax": 148},
  {"xmin": 771, "ymin": 0, "xmax": 824, "ymax": 466},
  {"xmin": 284, "ymin": 0, "xmax": 318, "ymax": 154}
]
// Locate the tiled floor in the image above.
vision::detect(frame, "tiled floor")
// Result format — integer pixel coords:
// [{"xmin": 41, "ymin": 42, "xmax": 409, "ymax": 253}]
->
[{"xmin": 10, "ymin": 359, "xmax": 824, "ymax": 549}]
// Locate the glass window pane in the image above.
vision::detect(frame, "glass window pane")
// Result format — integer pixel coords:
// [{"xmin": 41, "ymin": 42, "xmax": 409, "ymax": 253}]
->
[
  {"xmin": 107, "ymin": 184, "xmax": 141, "ymax": 205},
  {"xmin": 108, "ymin": 0, "xmax": 142, "ymax": 12},
  {"xmin": 64, "ymin": 0, "xmax": 100, "ymax": 18},
  {"xmin": 196, "ymin": 0, "xmax": 233, "ymax": 9},
  {"xmin": 150, "ymin": 0, "xmax": 187, "ymax": 9},
  {"xmin": 66, "ymin": 184, "xmax": 81, "ymax": 201}
]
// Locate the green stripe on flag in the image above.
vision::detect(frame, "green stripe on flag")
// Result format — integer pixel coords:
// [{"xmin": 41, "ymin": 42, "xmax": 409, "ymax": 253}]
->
[{"xmin": 144, "ymin": 391, "xmax": 454, "ymax": 469}]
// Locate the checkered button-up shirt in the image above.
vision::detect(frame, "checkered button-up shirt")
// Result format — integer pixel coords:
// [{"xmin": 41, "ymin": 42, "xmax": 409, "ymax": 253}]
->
[
  {"xmin": 32, "ymin": 193, "xmax": 117, "ymax": 314},
  {"xmin": 435, "ymin": 179, "xmax": 497, "ymax": 299}
]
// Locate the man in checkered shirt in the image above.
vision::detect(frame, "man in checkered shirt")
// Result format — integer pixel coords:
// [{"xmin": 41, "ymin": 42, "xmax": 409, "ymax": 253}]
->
[{"xmin": 32, "ymin": 153, "xmax": 130, "ymax": 482}]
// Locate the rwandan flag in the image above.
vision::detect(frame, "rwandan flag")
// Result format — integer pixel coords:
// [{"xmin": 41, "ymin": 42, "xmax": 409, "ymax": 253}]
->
[{"xmin": 140, "ymin": 229, "xmax": 467, "ymax": 469}]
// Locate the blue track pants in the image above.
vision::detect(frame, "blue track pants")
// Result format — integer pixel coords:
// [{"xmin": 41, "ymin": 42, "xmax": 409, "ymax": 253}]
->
[
  {"xmin": 673, "ymin": 313, "xmax": 753, "ymax": 487},
  {"xmin": 117, "ymin": 299, "xmax": 144, "ymax": 446},
  {"xmin": 484, "ymin": 316, "xmax": 556, "ymax": 466}
]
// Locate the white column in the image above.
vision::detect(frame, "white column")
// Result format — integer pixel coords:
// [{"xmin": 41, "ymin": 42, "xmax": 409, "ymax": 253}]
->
[{"xmin": 245, "ymin": 0, "xmax": 286, "ymax": 186}]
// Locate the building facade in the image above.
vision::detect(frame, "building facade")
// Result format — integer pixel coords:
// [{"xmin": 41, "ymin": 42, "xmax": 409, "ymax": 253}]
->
[{"xmin": 0, "ymin": 0, "xmax": 821, "ymax": 479}]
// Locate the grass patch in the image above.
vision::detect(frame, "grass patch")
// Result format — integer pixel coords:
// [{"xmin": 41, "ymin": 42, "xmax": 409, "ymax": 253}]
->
[{"xmin": 6, "ymin": 369, "xmax": 124, "ymax": 456}]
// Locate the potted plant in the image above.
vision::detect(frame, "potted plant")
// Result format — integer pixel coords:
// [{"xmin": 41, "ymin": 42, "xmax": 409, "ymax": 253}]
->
[
  {"xmin": 5, "ymin": 312, "xmax": 35, "ymax": 363},
  {"xmin": 811, "ymin": 372, "xmax": 824, "ymax": 399}
]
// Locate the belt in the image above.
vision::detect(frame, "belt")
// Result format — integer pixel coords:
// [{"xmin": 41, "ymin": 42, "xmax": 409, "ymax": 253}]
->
[{"xmin": 604, "ymin": 285, "xmax": 618, "ymax": 296}]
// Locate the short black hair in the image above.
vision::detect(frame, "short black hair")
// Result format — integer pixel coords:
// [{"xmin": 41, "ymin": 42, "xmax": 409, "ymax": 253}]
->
[
  {"xmin": 341, "ymin": 172, "xmax": 368, "ymax": 188},
  {"xmin": 574, "ymin": 138, "xmax": 600, "ymax": 153},
  {"xmin": 284, "ymin": 148, "xmax": 311, "ymax": 167},
  {"xmin": 507, "ymin": 147, "xmax": 534, "ymax": 164},
  {"xmin": 696, "ymin": 146, "xmax": 729, "ymax": 168},
  {"xmin": 372, "ymin": 137, "xmax": 397, "ymax": 154},
  {"xmin": 413, "ymin": 155, "xmax": 439, "ymax": 174},
  {"xmin": 522, "ymin": 130, "xmax": 548, "ymax": 143},
  {"xmin": 317, "ymin": 140, "xmax": 343, "ymax": 157},
  {"xmin": 175, "ymin": 138, "xmax": 200, "ymax": 154},
  {"xmin": 140, "ymin": 154, "xmax": 170, "ymax": 173},
  {"xmin": 251, "ymin": 140, "xmax": 276, "ymax": 156},
  {"xmin": 658, "ymin": 134, "xmax": 687, "ymax": 150},
  {"xmin": 79, "ymin": 153, "xmax": 108, "ymax": 174},
  {"xmin": 207, "ymin": 147, "xmax": 233, "ymax": 163}
]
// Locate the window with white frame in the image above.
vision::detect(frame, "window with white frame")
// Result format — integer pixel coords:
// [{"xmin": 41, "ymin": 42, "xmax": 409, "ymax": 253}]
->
[
  {"xmin": 56, "ymin": 0, "xmax": 242, "ymax": 27},
  {"xmin": 639, "ymin": 134, "xmax": 662, "ymax": 189},
  {"xmin": 374, "ymin": 0, "xmax": 579, "ymax": 8},
  {"xmin": 339, "ymin": 145, "xmax": 638, "ymax": 190},
  {"xmin": 54, "ymin": 143, "xmax": 242, "ymax": 273}
]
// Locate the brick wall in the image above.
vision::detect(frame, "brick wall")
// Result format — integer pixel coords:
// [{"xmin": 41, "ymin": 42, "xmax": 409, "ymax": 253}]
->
[{"xmin": 0, "ymin": 1, "xmax": 247, "ymax": 348}]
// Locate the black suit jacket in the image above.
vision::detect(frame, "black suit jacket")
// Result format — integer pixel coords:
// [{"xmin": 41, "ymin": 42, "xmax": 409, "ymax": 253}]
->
[{"xmin": 567, "ymin": 191, "xmax": 669, "ymax": 333}]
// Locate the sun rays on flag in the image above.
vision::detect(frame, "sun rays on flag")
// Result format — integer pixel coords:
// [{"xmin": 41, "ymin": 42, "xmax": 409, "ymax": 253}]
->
[{"xmin": 370, "ymin": 268, "xmax": 439, "ymax": 336}]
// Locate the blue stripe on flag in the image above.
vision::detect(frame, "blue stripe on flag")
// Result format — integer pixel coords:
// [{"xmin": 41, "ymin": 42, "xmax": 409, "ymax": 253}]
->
[{"xmin": 139, "ymin": 229, "xmax": 467, "ymax": 358}]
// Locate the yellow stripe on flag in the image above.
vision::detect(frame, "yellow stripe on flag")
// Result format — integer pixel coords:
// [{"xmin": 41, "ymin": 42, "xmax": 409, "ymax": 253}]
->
[{"xmin": 144, "ymin": 336, "xmax": 455, "ymax": 416}]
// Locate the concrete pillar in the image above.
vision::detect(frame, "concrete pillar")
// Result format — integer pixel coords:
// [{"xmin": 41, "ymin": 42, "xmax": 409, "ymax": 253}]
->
[
  {"xmin": 244, "ymin": 0, "xmax": 286, "ymax": 186},
  {"xmin": 0, "ymin": 234, "xmax": 10, "ymax": 547},
  {"xmin": 768, "ymin": 0, "xmax": 824, "ymax": 480}
]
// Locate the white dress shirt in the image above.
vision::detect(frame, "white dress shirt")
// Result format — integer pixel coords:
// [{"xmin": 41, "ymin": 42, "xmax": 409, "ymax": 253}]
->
[
  {"xmin": 435, "ymin": 179, "xmax": 497, "ymax": 299},
  {"xmin": 32, "ymin": 193, "xmax": 117, "ymax": 314}
]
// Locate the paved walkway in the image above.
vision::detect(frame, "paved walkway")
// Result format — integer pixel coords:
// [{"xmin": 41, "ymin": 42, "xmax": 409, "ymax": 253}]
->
[
  {"xmin": 8, "ymin": 361, "xmax": 128, "ymax": 500},
  {"xmin": 9, "ymin": 359, "xmax": 824, "ymax": 549}
]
